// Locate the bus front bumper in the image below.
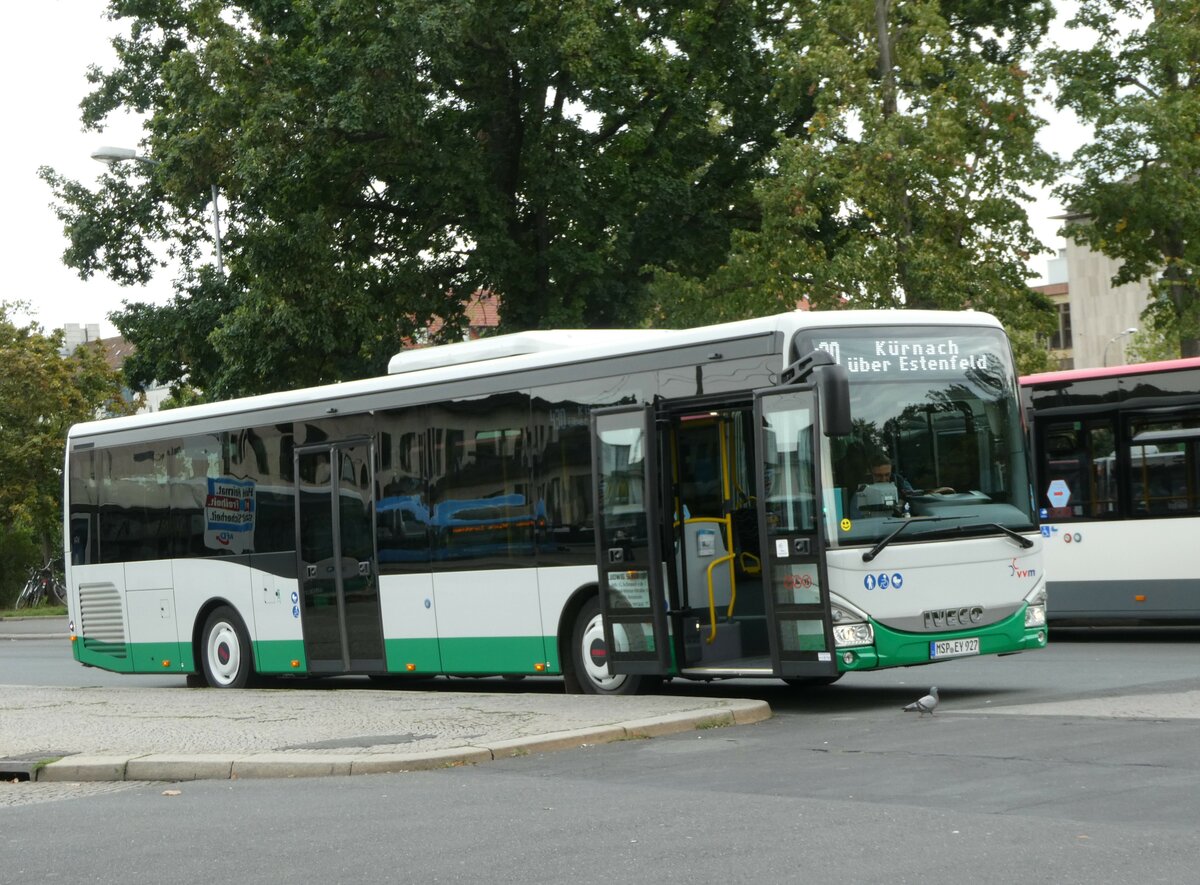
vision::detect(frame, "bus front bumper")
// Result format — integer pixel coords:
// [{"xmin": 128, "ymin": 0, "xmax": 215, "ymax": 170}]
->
[{"xmin": 836, "ymin": 605, "xmax": 1048, "ymax": 672}]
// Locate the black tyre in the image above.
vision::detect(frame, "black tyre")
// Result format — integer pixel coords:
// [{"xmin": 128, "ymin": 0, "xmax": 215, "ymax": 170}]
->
[
  {"xmin": 49, "ymin": 579, "xmax": 67, "ymax": 607},
  {"xmin": 569, "ymin": 596, "xmax": 650, "ymax": 695},
  {"xmin": 200, "ymin": 606, "xmax": 254, "ymax": 688},
  {"xmin": 14, "ymin": 584, "xmax": 31, "ymax": 610}
]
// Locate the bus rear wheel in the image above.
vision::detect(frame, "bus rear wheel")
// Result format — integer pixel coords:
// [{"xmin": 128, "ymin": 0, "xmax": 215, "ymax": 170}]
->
[
  {"xmin": 200, "ymin": 606, "xmax": 254, "ymax": 689},
  {"xmin": 570, "ymin": 597, "xmax": 651, "ymax": 695}
]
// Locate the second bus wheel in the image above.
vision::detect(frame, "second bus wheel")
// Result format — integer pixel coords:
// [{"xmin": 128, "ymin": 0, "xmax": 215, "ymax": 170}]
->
[
  {"xmin": 570, "ymin": 596, "xmax": 653, "ymax": 695},
  {"xmin": 200, "ymin": 606, "xmax": 254, "ymax": 689}
]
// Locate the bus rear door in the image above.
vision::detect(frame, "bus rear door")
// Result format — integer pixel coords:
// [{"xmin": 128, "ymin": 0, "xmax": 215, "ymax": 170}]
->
[{"xmin": 589, "ymin": 405, "xmax": 672, "ymax": 676}]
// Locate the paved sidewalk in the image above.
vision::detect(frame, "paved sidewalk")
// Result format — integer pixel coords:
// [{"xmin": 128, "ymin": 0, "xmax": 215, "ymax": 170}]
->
[
  {"xmin": 0, "ymin": 618, "xmax": 770, "ymax": 784},
  {"xmin": 0, "ymin": 617, "xmax": 770, "ymax": 783},
  {"xmin": 1, "ymin": 685, "xmax": 770, "ymax": 783},
  {"xmin": 0, "ymin": 681, "xmax": 770, "ymax": 785}
]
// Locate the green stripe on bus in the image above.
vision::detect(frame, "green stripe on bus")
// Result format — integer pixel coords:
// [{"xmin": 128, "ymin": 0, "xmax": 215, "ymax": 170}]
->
[
  {"xmin": 76, "ymin": 634, "xmax": 570, "ymax": 678},
  {"xmin": 129, "ymin": 641, "xmax": 187, "ymax": 674},
  {"xmin": 382, "ymin": 637, "xmax": 441, "ymax": 675},
  {"xmin": 867, "ymin": 605, "xmax": 1043, "ymax": 669},
  {"xmin": 253, "ymin": 639, "xmax": 308, "ymax": 674},
  {"xmin": 436, "ymin": 635, "xmax": 551, "ymax": 674},
  {"xmin": 75, "ymin": 638, "xmax": 136, "ymax": 672},
  {"xmin": 74, "ymin": 640, "xmax": 189, "ymax": 675}
]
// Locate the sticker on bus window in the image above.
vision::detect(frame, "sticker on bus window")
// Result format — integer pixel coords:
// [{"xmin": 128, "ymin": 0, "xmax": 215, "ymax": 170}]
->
[
  {"xmin": 205, "ymin": 476, "xmax": 256, "ymax": 553},
  {"xmin": 1046, "ymin": 479, "xmax": 1071, "ymax": 508}
]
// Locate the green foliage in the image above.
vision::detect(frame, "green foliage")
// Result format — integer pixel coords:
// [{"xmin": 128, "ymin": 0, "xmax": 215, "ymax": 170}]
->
[
  {"xmin": 0, "ymin": 303, "xmax": 134, "ymax": 568},
  {"xmin": 1125, "ymin": 300, "xmax": 1183, "ymax": 364},
  {"xmin": 1045, "ymin": 1, "xmax": 1200, "ymax": 356},
  {"xmin": 43, "ymin": 0, "xmax": 813, "ymax": 398},
  {"xmin": 651, "ymin": 0, "xmax": 1058, "ymax": 357},
  {"xmin": 652, "ymin": 0, "xmax": 1056, "ymax": 369},
  {"xmin": 0, "ymin": 529, "xmax": 39, "ymax": 609}
]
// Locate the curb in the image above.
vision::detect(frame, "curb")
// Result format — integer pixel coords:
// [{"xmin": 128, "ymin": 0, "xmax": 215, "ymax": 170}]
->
[
  {"xmin": 35, "ymin": 699, "xmax": 772, "ymax": 783},
  {"xmin": 0, "ymin": 617, "xmax": 70, "ymax": 641}
]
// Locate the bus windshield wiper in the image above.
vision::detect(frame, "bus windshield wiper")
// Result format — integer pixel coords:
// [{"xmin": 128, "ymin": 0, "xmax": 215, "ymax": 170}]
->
[
  {"xmin": 986, "ymin": 523, "xmax": 1036, "ymax": 548},
  {"xmin": 861, "ymin": 516, "xmax": 957, "ymax": 563},
  {"xmin": 938, "ymin": 521, "xmax": 1036, "ymax": 548}
]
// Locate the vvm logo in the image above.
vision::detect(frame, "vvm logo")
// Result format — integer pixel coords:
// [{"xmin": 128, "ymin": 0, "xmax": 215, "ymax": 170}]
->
[{"xmin": 1009, "ymin": 558, "xmax": 1037, "ymax": 578}]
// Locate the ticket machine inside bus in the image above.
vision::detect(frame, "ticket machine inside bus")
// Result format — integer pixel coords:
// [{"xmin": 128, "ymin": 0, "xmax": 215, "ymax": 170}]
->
[{"xmin": 668, "ymin": 407, "xmax": 767, "ymax": 672}]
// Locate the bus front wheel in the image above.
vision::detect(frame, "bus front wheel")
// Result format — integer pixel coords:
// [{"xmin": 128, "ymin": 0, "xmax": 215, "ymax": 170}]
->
[
  {"xmin": 200, "ymin": 606, "xmax": 254, "ymax": 689},
  {"xmin": 570, "ymin": 597, "xmax": 650, "ymax": 696}
]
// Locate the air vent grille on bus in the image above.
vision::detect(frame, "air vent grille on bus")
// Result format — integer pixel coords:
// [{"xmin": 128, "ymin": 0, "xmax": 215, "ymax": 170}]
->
[{"xmin": 78, "ymin": 583, "xmax": 128, "ymax": 659}]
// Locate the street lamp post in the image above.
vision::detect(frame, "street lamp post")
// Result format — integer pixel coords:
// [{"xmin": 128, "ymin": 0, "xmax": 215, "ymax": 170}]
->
[
  {"xmin": 90, "ymin": 145, "xmax": 224, "ymax": 278},
  {"xmin": 1103, "ymin": 327, "xmax": 1138, "ymax": 367}
]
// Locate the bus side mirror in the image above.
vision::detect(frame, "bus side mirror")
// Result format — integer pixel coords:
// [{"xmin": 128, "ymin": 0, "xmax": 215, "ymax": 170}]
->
[
  {"xmin": 818, "ymin": 364, "xmax": 851, "ymax": 437},
  {"xmin": 782, "ymin": 349, "xmax": 853, "ymax": 438}
]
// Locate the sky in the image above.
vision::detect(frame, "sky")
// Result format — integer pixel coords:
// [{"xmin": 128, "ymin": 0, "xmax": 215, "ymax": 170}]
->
[{"xmin": 1, "ymin": 1, "xmax": 1090, "ymax": 341}]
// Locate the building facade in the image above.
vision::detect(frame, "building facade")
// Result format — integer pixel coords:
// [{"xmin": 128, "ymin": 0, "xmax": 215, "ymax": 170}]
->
[{"xmin": 1032, "ymin": 222, "xmax": 1155, "ymax": 370}]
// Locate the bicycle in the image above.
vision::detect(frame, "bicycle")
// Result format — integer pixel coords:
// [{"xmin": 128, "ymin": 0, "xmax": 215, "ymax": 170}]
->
[{"xmin": 13, "ymin": 562, "xmax": 67, "ymax": 609}]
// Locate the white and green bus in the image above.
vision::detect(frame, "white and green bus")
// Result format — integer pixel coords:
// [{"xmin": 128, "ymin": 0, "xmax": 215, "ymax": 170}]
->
[{"xmin": 64, "ymin": 310, "xmax": 1047, "ymax": 692}]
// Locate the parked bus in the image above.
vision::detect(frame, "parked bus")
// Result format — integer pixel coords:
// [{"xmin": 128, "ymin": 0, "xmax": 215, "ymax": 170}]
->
[
  {"xmin": 1022, "ymin": 357, "xmax": 1200, "ymax": 623},
  {"xmin": 64, "ymin": 310, "xmax": 1046, "ymax": 692}
]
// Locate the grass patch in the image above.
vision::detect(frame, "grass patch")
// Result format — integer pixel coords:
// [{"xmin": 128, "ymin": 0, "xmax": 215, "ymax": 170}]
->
[{"xmin": 0, "ymin": 606, "xmax": 67, "ymax": 619}]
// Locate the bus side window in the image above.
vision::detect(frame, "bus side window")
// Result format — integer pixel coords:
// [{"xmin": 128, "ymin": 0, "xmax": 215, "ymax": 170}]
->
[
  {"xmin": 1040, "ymin": 420, "xmax": 1114, "ymax": 519},
  {"xmin": 1041, "ymin": 425, "xmax": 1087, "ymax": 519},
  {"xmin": 1087, "ymin": 424, "xmax": 1117, "ymax": 516},
  {"xmin": 1125, "ymin": 415, "xmax": 1200, "ymax": 517}
]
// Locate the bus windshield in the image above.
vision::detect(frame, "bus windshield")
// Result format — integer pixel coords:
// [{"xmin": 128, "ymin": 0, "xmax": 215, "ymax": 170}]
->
[{"xmin": 796, "ymin": 325, "xmax": 1035, "ymax": 546}]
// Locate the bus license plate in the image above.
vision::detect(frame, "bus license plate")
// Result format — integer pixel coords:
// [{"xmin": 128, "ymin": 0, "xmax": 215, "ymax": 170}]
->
[{"xmin": 930, "ymin": 637, "xmax": 980, "ymax": 659}]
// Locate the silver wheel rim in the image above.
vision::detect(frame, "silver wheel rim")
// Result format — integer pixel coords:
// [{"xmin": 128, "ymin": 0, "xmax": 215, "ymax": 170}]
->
[
  {"xmin": 206, "ymin": 620, "xmax": 242, "ymax": 687},
  {"xmin": 580, "ymin": 612, "xmax": 627, "ymax": 693}
]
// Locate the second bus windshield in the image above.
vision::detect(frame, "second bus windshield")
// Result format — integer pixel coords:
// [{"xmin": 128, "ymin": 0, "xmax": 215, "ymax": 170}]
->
[{"xmin": 796, "ymin": 325, "xmax": 1035, "ymax": 546}]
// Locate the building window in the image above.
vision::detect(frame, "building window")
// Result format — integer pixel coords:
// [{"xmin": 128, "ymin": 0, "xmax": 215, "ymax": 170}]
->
[{"xmin": 1050, "ymin": 302, "xmax": 1073, "ymax": 351}]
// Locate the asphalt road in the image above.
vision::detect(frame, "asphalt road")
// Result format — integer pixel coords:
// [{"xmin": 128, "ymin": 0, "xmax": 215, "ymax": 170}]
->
[
  {"xmin": 6, "ymin": 623, "xmax": 1196, "ymax": 697},
  {"xmin": 2, "ymin": 627, "xmax": 1198, "ymax": 883}
]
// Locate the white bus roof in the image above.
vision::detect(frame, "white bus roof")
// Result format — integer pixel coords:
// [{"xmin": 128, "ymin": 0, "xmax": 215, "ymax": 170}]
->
[
  {"xmin": 69, "ymin": 308, "xmax": 1002, "ymax": 443},
  {"xmin": 386, "ymin": 329, "xmax": 670, "ymax": 375}
]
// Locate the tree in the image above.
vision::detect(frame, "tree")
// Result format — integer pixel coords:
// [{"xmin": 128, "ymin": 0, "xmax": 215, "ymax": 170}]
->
[
  {"xmin": 0, "ymin": 304, "xmax": 132, "ymax": 564},
  {"xmin": 649, "ymin": 0, "xmax": 1060, "ymax": 373},
  {"xmin": 42, "ymin": 0, "xmax": 818, "ymax": 398},
  {"xmin": 1047, "ymin": 0, "xmax": 1200, "ymax": 357}
]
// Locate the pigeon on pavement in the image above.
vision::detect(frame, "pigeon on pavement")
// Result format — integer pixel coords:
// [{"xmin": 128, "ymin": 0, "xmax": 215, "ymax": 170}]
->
[{"xmin": 902, "ymin": 686, "xmax": 939, "ymax": 716}]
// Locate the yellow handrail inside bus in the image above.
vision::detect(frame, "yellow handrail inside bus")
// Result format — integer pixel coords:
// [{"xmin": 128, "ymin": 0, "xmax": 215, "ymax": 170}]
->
[
  {"xmin": 675, "ymin": 413, "xmax": 752, "ymax": 643},
  {"xmin": 706, "ymin": 550, "xmax": 735, "ymax": 643},
  {"xmin": 682, "ymin": 515, "xmax": 738, "ymax": 643}
]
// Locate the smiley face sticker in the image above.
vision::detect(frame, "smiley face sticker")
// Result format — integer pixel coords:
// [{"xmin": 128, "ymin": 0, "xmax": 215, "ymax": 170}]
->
[{"xmin": 840, "ymin": 518, "xmax": 852, "ymax": 532}]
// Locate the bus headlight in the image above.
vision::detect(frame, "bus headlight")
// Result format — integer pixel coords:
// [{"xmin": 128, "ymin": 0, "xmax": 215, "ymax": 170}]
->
[
  {"xmin": 1024, "ymin": 585, "xmax": 1047, "ymax": 627},
  {"xmin": 1024, "ymin": 604, "xmax": 1047, "ymax": 627},
  {"xmin": 833, "ymin": 622, "xmax": 874, "ymax": 647},
  {"xmin": 830, "ymin": 602, "xmax": 874, "ymax": 648}
]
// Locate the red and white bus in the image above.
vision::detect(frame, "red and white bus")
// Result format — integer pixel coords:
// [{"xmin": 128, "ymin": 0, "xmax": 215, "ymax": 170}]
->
[{"xmin": 1022, "ymin": 357, "xmax": 1200, "ymax": 622}]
